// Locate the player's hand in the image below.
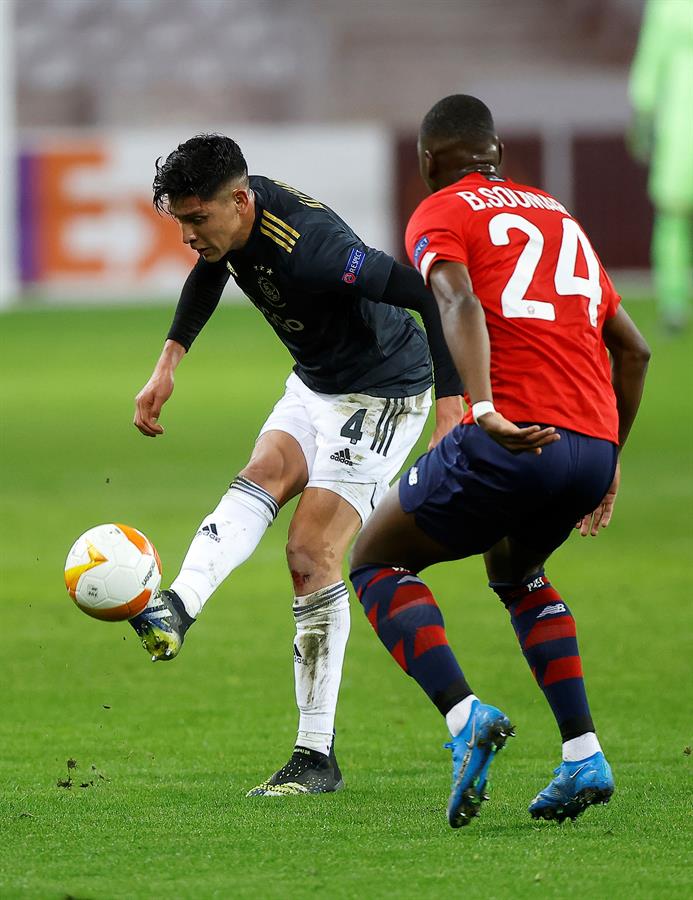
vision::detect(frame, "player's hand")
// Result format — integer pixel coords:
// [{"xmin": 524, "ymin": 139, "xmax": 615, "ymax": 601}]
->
[
  {"xmin": 428, "ymin": 395, "xmax": 464, "ymax": 449},
  {"xmin": 575, "ymin": 460, "xmax": 620, "ymax": 536},
  {"xmin": 477, "ymin": 411, "xmax": 560, "ymax": 455},
  {"xmin": 134, "ymin": 368, "xmax": 174, "ymax": 437}
]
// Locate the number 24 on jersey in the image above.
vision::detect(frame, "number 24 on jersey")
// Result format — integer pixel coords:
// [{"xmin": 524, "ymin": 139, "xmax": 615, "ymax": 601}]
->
[{"xmin": 490, "ymin": 213, "xmax": 602, "ymax": 327}]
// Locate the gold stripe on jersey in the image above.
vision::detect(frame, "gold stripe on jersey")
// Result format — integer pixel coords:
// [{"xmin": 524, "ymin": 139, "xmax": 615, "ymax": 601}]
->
[
  {"xmin": 271, "ymin": 180, "xmax": 325, "ymax": 209},
  {"xmin": 260, "ymin": 212, "xmax": 299, "ymax": 253},
  {"xmin": 262, "ymin": 209, "xmax": 300, "ymax": 239},
  {"xmin": 260, "ymin": 225, "xmax": 295, "ymax": 253}
]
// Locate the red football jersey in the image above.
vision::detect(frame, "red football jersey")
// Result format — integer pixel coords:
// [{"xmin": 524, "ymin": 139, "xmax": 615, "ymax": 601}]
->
[{"xmin": 406, "ymin": 173, "xmax": 620, "ymax": 443}]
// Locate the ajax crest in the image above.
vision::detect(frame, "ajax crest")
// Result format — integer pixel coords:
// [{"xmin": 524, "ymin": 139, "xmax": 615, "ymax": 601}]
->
[{"xmin": 255, "ymin": 265, "xmax": 283, "ymax": 306}]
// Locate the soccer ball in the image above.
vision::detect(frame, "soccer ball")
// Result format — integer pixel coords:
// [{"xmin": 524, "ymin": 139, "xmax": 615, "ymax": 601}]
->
[{"xmin": 64, "ymin": 523, "xmax": 162, "ymax": 621}]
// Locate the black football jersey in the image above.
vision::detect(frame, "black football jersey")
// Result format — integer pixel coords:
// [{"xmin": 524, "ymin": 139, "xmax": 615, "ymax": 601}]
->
[{"xmin": 171, "ymin": 176, "xmax": 432, "ymax": 398}]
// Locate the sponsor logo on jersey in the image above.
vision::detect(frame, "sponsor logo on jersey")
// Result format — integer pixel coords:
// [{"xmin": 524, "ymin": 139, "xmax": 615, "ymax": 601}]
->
[
  {"xmin": 342, "ymin": 247, "xmax": 366, "ymax": 283},
  {"xmin": 408, "ymin": 466, "xmax": 418, "ymax": 485},
  {"xmin": 330, "ymin": 448, "xmax": 354, "ymax": 466},
  {"xmin": 413, "ymin": 235, "xmax": 430, "ymax": 268}
]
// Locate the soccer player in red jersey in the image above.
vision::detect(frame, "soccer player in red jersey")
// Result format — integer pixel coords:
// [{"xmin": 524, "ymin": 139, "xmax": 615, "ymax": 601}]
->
[{"xmin": 350, "ymin": 94, "xmax": 650, "ymax": 828}]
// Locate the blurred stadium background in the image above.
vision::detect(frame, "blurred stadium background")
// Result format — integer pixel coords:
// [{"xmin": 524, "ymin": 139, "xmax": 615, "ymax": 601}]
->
[
  {"xmin": 1, "ymin": 0, "xmax": 655, "ymax": 306},
  {"xmin": 1, "ymin": 3, "xmax": 691, "ymax": 899}
]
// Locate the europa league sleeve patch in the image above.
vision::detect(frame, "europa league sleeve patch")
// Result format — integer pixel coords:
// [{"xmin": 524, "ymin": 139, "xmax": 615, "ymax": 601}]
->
[
  {"xmin": 412, "ymin": 235, "xmax": 430, "ymax": 270},
  {"xmin": 341, "ymin": 247, "xmax": 366, "ymax": 283}
]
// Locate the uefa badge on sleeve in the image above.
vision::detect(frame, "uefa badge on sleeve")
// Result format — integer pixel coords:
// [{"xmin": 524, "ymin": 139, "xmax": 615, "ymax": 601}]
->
[{"xmin": 342, "ymin": 247, "xmax": 366, "ymax": 283}]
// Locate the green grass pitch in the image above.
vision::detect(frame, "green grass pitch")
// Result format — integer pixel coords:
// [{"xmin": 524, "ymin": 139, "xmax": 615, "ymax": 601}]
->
[{"xmin": 0, "ymin": 299, "xmax": 690, "ymax": 899}]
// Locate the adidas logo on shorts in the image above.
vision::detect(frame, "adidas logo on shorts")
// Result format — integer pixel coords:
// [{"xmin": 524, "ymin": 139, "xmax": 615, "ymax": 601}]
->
[{"xmin": 330, "ymin": 448, "xmax": 353, "ymax": 466}]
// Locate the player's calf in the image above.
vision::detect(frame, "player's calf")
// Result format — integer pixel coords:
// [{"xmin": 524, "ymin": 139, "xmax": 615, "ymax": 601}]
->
[
  {"xmin": 492, "ymin": 572, "xmax": 596, "ymax": 745},
  {"xmin": 351, "ymin": 564, "xmax": 513, "ymax": 828},
  {"xmin": 351, "ymin": 564, "xmax": 471, "ymax": 712}
]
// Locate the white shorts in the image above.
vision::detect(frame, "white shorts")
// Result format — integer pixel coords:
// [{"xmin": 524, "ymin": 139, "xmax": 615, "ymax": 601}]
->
[{"xmin": 258, "ymin": 372, "xmax": 432, "ymax": 522}]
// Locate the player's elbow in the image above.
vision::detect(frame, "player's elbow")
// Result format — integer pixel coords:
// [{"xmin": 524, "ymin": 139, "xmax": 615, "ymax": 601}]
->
[
  {"xmin": 625, "ymin": 335, "xmax": 652, "ymax": 369},
  {"xmin": 436, "ymin": 290, "xmax": 480, "ymax": 321},
  {"xmin": 612, "ymin": 335, "xmax": 651, "ymax": 378}
]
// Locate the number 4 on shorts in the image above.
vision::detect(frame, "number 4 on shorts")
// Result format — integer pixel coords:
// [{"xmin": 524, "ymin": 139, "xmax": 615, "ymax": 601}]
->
[{"xmin": 340, "ymin": 408, "xmax": 367, "ymax": 444}]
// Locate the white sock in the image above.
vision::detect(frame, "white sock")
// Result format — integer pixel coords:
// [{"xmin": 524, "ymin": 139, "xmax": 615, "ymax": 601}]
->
[
  {"xmin": 293, "ymin": 581, "xmax": 351, "ymax": 756},
  {"xmin": 445, "ymin": 694, "xmax": 479, "ymax": 737},
  {"xmin": 171, "ymin": 476, "xmax": 278, "ymax": 618},
  {"xmin": 562, "ymin": 732, "xmax": 602, "ymax": 762}
]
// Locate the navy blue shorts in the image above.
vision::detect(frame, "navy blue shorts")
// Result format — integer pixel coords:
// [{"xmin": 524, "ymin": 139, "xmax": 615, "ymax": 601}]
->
[{"xmin": 399, "ymin": 424, "xmax": 618, "ymax": 558}]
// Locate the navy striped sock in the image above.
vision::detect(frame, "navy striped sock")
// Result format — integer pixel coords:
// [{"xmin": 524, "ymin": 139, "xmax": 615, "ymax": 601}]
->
[
  {"xmin": 492, "ymin": 573, "xmax": 594, "ymax": 741},
  {"xmin": 350, "ymin": 564, "xmax": 472, "ymax": 715}
]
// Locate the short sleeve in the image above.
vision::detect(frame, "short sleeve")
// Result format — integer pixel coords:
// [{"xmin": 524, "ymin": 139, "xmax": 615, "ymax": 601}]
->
[
  {"xmin": 405, "ymin": 192, "xmax": 469, "ymax": 285},
  {"xmin": 600, "ymin": 266, "xmax": 622, "ymax": 320},
  {"xmin": 291, "ymin": 217, "xmax": 394, "ymax": 301}
]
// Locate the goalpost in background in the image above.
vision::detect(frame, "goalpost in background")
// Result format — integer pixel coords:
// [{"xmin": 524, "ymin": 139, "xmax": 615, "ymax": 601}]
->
[{"xmin": 0, "ymin": 0, "xmax": 17, "ymax": 308}]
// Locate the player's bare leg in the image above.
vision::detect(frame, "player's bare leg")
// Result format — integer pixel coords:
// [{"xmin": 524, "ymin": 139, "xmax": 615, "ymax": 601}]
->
[
  {"xmin": 350, "ymin": 486, "xmax": 514, "ymax": 828},
  {"xmin": 248, "ymin": 487, "xmax": 360, "ymax": 796},
  {"xmin": 130, "ymin": 431, "xmax": 307, "ymax": 660},
  {"xmin": 485, "ymin": 537, "xmax": 614, "ymax": 821}
]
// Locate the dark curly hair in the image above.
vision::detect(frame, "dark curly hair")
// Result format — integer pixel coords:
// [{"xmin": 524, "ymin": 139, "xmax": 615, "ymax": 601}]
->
[
  {"xmin": 420, "ymin": 94, "xmax": 496, "ymax": 145},
  {"xmin": 152, "ymin": 134, "xmax": 248, "ymax": 213}
]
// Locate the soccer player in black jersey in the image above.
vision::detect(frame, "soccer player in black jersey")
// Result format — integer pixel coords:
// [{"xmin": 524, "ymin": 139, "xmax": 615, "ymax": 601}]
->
[{"xmin": 131, "ymin": 134, "xmax": 463, "ymax": 796}]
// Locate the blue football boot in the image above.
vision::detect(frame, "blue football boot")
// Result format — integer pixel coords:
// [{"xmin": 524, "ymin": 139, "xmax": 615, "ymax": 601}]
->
[
  {"xmin": 129, "ymin": 589, "xmax": 195, "ymax": 661},
  {"xmin": 529, "ymin": 751, "xmax": 614, "ymax": 822},
  {"xmin": 445, "ymin": 700, "xmax": 515, "ymax": 828}
]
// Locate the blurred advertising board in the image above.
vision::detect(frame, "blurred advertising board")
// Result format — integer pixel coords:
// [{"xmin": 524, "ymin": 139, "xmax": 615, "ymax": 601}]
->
[{"xmin": 18, "ymin": 127, "xmax": 392, "ymax": 301}]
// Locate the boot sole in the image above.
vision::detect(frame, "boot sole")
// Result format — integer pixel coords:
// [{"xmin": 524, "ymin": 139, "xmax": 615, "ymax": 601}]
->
[{"xmin": 530, "ymin": 785, "xmax": 614, "ymax": 822}]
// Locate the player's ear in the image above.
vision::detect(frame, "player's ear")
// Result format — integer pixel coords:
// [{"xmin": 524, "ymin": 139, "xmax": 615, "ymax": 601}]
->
[
  {"xmin": 422, "ymin": 148, "xmax": 436, "ymax": 181},
  {"xmin": 233, "ymin": 188, "xmax": 251, "ymax": 212},
  {"xmin": 497, "ymin": 140, "xmax": 504, "ymax": 167}
]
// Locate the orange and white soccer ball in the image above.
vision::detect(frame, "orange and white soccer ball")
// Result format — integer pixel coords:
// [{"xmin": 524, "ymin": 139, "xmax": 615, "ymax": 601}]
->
[{"xmin": 64, "ymin": 523, "xmax": 162, "ymax": 621}]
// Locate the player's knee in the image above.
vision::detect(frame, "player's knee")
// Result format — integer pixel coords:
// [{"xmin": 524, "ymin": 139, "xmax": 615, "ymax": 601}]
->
[
  {"xmin": 241, "ymin": 439, "xmax": 306, "ymax": 501},
  {"xmin": 485, "ymin": 544, "xmax": 547, "ymax": 591},
  {"xmin": 489, "ymin": 570, "xmax": 548, "ymax": 608},
  {"xmin": 286, "ymin": 536, "xmax": 336, "ymax": 594},
  {"xmin": 239, "ymin": 457, "xmax": 280, "ymax": 492}
]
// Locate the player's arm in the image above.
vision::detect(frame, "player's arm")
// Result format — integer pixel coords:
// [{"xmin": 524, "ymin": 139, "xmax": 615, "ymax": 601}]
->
[
  {"xmin": 134, "ymin": 259, "xmax": 230, "ymax": 437},
  {"xmin": 428, "ymin": 260, "xmax": 559, "ymax": 454},
  {"xmin": 380, "ymin": 261, "xmax": 464, "ymax": 447},
  {"xmin": 604, "ymin": 306, "xmax": 651, "ymax": 449},
  {"xmin": 576, "ymin": 305, "xmax": 651, "ymax": 536}
]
